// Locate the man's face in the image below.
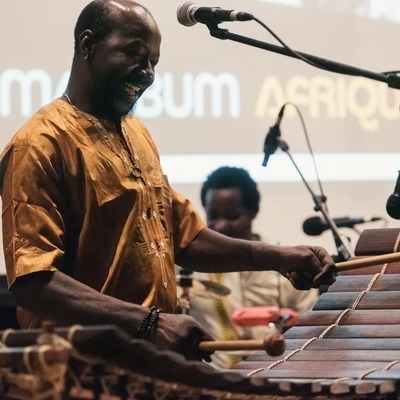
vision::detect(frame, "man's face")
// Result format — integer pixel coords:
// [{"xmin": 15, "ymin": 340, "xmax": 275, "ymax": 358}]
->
[
  {"xmin": 89, "ymin": 11, "xmax": 161, "ymax": 119},
  {"xmin": 204, "ymin": 188, "xmax": 255, "ymax": 240}
]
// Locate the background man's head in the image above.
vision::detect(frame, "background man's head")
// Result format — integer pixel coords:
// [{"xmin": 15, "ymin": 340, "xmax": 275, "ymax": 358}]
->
[{"xmin": 200, "ymin": 166, "xmax": 260, "ymax": 239}]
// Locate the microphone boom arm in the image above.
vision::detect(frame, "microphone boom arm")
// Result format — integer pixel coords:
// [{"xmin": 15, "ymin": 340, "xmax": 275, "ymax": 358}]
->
[
  {"xmin": 205, "ymin": 25, "xmax": 400, "ymax": 89},
  {"xmin": 202, "ymin": 22, "xmax": 384, "ymax": 252},
  {"xmin": 204, "ymin": 22, "xmax": 380, "ymax": 255}
]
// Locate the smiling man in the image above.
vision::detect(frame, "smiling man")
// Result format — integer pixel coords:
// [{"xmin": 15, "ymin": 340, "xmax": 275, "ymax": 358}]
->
[{"xmin": 0, "ymin": 0, "xmax": 335, "ymax": 363}]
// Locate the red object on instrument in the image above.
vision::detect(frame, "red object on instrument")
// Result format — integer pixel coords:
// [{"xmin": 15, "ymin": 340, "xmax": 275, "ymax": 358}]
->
[{"xmin": 232, "ymin": 306, "xmax": 299, "ymax": 328}]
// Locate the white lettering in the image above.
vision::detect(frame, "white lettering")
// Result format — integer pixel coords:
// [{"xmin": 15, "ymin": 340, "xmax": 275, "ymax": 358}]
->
[
  {"xmin": 309, "ymin": 75, "xmax": 336, "ymax": 118},
  {"xmin": 255, "ymin": 76, "xmax": 286, "ymax": 119},
  {"xmin": 136, "ymin": 76, "xmax": 164, "ymax": 118},
  {"xmin": 0, "ymin": 69, "xmax": 240, "ymax": 120},
  {"xmin": 192, "ymin": 72, "xmax": 240, "ymax": 118},
  {"xmin": 1, "ymin": 68, "xmax": 399, "ymax": 131},
  {"xmin": 255, "ymin": 75, "xmax": 400, "ymax": 131},
  {"xmin": 137, "ymin": 72, "xmax": 241, "ymax": 119},
  {"xmin": 0, "ymin": 68, "xmax": 54, "ymax": 117},
  {"xmin": 162, "ymin": 72, "xmax": 194, "ymax": 118}
]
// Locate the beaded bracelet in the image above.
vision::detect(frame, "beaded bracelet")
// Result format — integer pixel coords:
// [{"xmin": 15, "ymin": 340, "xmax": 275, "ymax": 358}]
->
[{"xmin": 136, "ymin": 306, "xmax": 163, "ymax": 340}]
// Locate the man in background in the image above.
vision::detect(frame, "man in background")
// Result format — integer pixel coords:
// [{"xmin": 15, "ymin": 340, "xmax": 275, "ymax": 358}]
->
[{"xmin": 187, "ymin": 166, "xmax": 319, "ymax": 368}]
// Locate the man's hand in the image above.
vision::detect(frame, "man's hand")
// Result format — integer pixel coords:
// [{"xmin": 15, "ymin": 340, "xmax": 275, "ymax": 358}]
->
[
  {"xmin": 279, "ymin": 245, "xmax": 336, "ymax": 290},
  {"xmin": 155, "ymin": 312, "xmax": 215, "ymax": 362}
]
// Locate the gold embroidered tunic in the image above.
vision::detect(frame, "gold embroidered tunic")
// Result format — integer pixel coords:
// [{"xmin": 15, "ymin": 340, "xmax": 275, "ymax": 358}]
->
[{"xmin": 0, "ymin": 99, "xmax": 205, "ymax": 328}]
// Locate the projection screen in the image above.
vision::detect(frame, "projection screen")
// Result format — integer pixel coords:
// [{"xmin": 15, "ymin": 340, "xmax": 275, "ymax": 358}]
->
[{"xmin": 1, "ymin": 0, "xmax": 400, "ymax": 273}]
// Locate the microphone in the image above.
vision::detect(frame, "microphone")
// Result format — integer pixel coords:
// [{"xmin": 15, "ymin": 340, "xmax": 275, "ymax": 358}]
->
[
  {"xmin": 177, "ymin": 2, "xmax": 253, "ymax": 27},
  {"xmin": 262, "ymin": 105, "xmax": 286, "ymax": 167},
  {"xmin": 303, "ymin": 215, "xmax": 382, "ymax": 236},
  {"xmin": 386, "ymin": 170, "xmax": 400, "ymax": 219}
]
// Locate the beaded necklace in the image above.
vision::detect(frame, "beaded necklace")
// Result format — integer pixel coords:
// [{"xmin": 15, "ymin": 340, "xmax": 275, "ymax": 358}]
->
[{"xmin": 63, "ymin": 93, "xmax": 142, "ymax": 180}]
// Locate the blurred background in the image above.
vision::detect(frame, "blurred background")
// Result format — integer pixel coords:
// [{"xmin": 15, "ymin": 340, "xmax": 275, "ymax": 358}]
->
[{"xmin": 1, "ymin": 0, "xmax": 400, "ymax": 272}]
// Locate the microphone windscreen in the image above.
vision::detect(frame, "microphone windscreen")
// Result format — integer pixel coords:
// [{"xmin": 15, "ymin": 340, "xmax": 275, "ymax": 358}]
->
[
  {"xmin": 177, "ymin": 1, "xmax": 196, "ymax": 26},
  {"xmin": 386, "ymin": 194, "xmax": 400, "ymax": 219},
  {"xmin": 302, "ymin": 216, "xmax": 325, "ymax": 236}
]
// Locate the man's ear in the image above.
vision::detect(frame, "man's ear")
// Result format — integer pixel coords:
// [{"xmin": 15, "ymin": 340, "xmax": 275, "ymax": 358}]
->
[{"xmin": 79, "ymin": 29, "xmax": 96, "ymax": 59}]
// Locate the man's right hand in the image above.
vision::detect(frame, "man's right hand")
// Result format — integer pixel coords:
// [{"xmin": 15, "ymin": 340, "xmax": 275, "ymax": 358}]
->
[{"xmin": 155, "ymin": 312, "xmax": 215, "ymax": 362}]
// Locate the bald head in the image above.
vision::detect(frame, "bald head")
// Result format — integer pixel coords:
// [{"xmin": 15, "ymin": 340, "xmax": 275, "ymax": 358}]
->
[
  {"xmin": 73, "ymin": 0, "xmax": 159, "ymax": 53},
  {"xmin": 66, "ymin": 0, "xmax": 161, "ymax": 120}
]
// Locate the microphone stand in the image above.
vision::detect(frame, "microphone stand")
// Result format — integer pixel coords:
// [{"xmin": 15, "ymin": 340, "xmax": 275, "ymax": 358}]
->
[
  {"xmin": 277, "ymin": 139, "xmax": 353, "ymax": 262},
  {"xmin": 203, "ymin": 22, "xmax": 396, "ymax": 256},
  {"xmin": 205, "ymin": 24, "xmax": 400, "ymax": 89}
]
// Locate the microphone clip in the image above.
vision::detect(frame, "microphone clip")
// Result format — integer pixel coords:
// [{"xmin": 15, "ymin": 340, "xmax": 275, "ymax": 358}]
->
[
  {"xmin": 386, "ymin": 170, "xmax": 400, "ymax": 219},
  {"xmin": 262, "ymin": 124, "xmax": 281, "ymax": 167},
  {"xmin": 262, "ymin": 104, "xmax": 287, "ymax": 167}
]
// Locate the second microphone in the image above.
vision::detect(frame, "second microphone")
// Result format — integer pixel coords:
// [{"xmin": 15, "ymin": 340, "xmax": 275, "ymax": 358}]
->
[{"xmin": 303, "ymin": 215, "xmax": 382, "ymax": 236}]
